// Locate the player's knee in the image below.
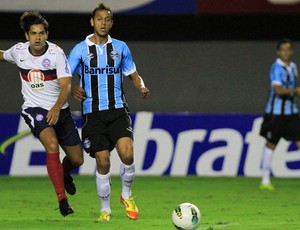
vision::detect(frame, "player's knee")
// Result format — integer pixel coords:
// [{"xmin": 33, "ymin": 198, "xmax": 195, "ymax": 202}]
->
[
  {"xmin": 119, "ymin": 151, "xmax": 134, "ymax": 165},
  {"xmin": 72, "ymin": 154, "xmax": 84, "ymax": 167},
  {"xmin": 77, "ymin": 155, "xmax": 84, "ymax": 166},
  {"xmin": 96, "ymin": 161, "xmax": 110, "ymax": 174},
  {"xmin": 266, "ymin": 142, "xmax": 276, "ymax": 150},
  {"xmin": 44, "ymin": 137, "xmax": 59, "ymax": 152},
  {"xmin": 117, "ymin": 142, "xmax": 133, "ymax": 161},
  {"xmin": 95, "ymin": 153, "xmax": 110, "ymax": 172}
]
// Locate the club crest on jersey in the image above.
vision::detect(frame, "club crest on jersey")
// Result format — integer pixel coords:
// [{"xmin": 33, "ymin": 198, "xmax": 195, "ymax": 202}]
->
[
  {"xmin": 27, "ymin": 69, "xmax": 45, "ymax": 91},
  {"xmin": 42, "ymin": 59, "xmax": 51, "ymax": 68},
  {"xmin": 110, "ymin": 50, "xmax": 119, "ymax": 60}
]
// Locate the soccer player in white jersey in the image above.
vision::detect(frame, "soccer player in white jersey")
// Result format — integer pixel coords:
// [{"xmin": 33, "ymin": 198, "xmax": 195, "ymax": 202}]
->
[
  {"xmin": 260, "ymin": 39, "xmax": 300, "ymax": 190},
  {"xmin": 68, "ymin": 3, "xmax": 150, "ymax": 222},
  {"xmin": 0, "ymin": 12, "xmax": 83, "ymax": 216}
]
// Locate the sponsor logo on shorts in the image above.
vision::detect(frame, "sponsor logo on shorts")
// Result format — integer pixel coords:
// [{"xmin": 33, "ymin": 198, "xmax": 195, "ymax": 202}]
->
[
  {"xmin": 42, "ymin": 59, "xmax": 51, "ymax": 68},
  {"xmin": 83, "ymin": 138, "xmax": 91, "ymax": 149},
  {"xmin": 126, "ymin": 127, "xmax": 133, "ymax": 132},
  {"xmin": 36, "ymin": 114, "xmax": 44, "ymax": 122}
]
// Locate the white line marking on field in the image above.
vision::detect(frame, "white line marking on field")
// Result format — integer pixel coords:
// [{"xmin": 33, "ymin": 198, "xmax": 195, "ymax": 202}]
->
[{"xmin": 198, "ymin": 222, "xmax": 240, "ymax": 230}]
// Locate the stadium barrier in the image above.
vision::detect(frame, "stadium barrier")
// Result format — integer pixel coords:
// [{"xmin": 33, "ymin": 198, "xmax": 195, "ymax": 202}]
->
[{"xmin": 0, "ymin": 112, "xmax": 299, "ymax": 177}]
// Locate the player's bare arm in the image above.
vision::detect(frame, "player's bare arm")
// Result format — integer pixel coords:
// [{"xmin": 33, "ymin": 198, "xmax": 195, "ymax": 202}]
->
[
  {"xmin": 129, "ymin": 71, "xmax": 150, "ymax": 99},
  {"xmin": 273, "ymin": 84, "xmax": 300, "ymax": 96},
  {"xmin": 0, "ymin": 50, "xmax": 5, "ymax": 61},
  {"xmin": 47, "ymin": 77, "xmax": 71, "ymax": 125}
]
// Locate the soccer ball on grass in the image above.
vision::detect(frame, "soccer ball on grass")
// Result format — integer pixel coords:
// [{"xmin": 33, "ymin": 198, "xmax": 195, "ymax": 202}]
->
[{"xmin": 172, "ymin": 203, "xmax": 201, "ymax": 230}]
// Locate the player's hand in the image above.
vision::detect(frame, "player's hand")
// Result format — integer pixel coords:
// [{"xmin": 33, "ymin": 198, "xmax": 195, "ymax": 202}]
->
[
  {"xmin": 72, "ymin": 86, "xmax": 86, "ymax": 101},
  {"xmin": 295, "ymin": 87, "xmax": 300, "ymax": 95},
  {"xmin": 139, "ymin": 87, "xmax": 150, "ymax": 99},
  {"xmin": 47, "ymin": 106, "xmax": 60, "ymax": 126}
]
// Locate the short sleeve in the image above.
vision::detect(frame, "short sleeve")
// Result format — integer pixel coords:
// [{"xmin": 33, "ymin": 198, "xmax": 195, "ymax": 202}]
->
[
  {"xmin": 270, "ymin": 65, "xmax": 283, "ymax": 86},
  {"xmin": 68, "ymin": 44, "xmax": 82, "ymax": 75},
  {"xmin": 121, "ymin": 43, "xmax": 136, "ymax": 76},
  {"xmin": 3, "ymin": 45, "xmax": 17, "ymax": 64},
  {"xmin": 56, "ymin": 49, "xmax": 71, "ymax": 78},
  {"xmin": 293, "ymin": 63, "xmax": 298, "ymax": 77}
]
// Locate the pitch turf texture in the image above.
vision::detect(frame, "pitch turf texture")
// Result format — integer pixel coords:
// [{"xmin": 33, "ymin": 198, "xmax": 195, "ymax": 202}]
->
[{"xmin": 0, "ymin": 176, "xmax": 299, "ymax": 230}]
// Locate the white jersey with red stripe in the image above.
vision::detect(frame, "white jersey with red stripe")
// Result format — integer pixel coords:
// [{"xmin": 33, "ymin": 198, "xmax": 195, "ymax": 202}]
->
[{"xmin": 3, "ymin": 41, "xmax": 71, "ymax": 110}]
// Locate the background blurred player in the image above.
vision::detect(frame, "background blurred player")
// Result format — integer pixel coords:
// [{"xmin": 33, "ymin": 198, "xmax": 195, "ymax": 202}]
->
[
  {"xmin": 260, "ymin": 39, "xmax": 300, "ymax": 190},
  {"xmin": 68, "ymin": 3, "xmax": 150, "ymax": 222},
  {"xmin": 0, "ymin": 11, "xmax": 83, "ymax": 216}
]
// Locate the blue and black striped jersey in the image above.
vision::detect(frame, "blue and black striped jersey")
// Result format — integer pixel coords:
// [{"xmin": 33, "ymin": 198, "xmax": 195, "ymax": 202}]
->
[
  {"xmin": 265, "ymin": 58, "xmax": 299, "ymax": 115},
  {"xmin": 68, "ymin": 35, "xmax": 136, "ymax": 114}
]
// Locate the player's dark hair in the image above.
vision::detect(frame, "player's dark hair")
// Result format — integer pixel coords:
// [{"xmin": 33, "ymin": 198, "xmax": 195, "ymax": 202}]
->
[
  {"xmin": 277, "ymin": 38, "xmax": 292, "ymax": 50},
  {"xmin": 92, "ymin": 3, "xmax": 113, "ymax": 19},
  {"xmin": 20, "ymin": 11, "xmax": 49, "ymax": 33}
]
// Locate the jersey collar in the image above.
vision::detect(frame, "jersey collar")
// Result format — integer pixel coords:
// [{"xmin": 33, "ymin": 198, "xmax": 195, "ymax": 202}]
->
[
  {"xmin": 28, "ymin": 41, "xmax": 49, "ymax": 57},
  {"xmin": 276, "ymin": 58, "xmax": 293, "ymax": 67},
  {"xmin": 85, "ymin": 34, "xmax": 112, "ymax": 46}
]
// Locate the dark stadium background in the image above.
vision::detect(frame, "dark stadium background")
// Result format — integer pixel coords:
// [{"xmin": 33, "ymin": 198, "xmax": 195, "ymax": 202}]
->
[{"xmin": 1, "ymin": 1, "xmax": 300, "ymax": 113}]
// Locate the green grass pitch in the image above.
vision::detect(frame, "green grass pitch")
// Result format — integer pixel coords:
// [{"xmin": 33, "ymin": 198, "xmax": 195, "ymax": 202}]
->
[{"xmin": 0, "ymin": 176, "xmax": 300, "ymax": 230}]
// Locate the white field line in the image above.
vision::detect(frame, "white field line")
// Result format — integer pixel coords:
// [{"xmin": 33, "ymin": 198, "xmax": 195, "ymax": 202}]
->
[{"xmin": 198, "ymin": 222, "xmax": 240, "ymax": 230}]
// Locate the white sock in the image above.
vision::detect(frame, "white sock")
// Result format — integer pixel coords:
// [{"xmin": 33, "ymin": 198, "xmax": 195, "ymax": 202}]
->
[
  {"xmin": 96, "ymin": 171, "xmax": 111, "ymax": 213},
  {"xmin": 120, "ymin": 162, "xmax": 135, "ymax": 199},
  {"xmin": 261, "ymin": 146, "xmax": 273, "ymax": 184}
]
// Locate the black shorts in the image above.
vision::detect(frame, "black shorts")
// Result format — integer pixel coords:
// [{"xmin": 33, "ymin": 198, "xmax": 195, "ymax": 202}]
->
[
  {"xmin": 21, "ymin": 107, "xmax": 81, "ymax": 146},
  {"xmin": 260, "ymin": 113, "xmax": 300, "ymax": 144},
  {"xmin": 82, "ymin": 108, "xmax": 133, "ymax": 157}
]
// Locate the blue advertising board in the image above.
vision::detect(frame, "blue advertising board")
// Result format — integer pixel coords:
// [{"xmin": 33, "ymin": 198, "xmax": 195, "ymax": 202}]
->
[{"xmin": 1, "ymin": 112, "xmax": 299, "ymax": 177}]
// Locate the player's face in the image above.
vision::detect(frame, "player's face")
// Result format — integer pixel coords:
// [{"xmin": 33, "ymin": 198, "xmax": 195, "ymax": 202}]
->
[
  {"xmin": 25, "ymin": 24, "xmax": 48, "ymax": 55},
  {"xmin": 91, "ymin": 10, "xmax": 113, "ymax": 38},
  {"xmin": 277, "ymin": 43, "xmax": 293, "ymax": 63}
]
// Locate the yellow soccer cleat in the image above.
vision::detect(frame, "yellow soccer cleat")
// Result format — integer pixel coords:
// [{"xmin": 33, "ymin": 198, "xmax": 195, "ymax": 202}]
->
[
  {"xmin": 260, "ymin": 183, "xmax": 275, "ymax": 191},
  {"xmin": 120, "ymin": 196, "xmax": 139, "ymax": 220},
  {"xmin": 96, "ymin": 211, "xmax": 111, "ymax": 222}
]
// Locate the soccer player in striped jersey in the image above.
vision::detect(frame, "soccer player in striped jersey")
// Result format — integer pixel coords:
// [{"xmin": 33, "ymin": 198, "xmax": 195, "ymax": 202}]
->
[
  {"xmin": 68, "ymin": 3, "xmax": 150, "ymax": 222},
  {"xmin": 0, "ymin": 12, "xmax": 83, "ymax": 216},
  {"xmin": 260, "ymin": 39, "xmax": 300, "ymax": 190}
]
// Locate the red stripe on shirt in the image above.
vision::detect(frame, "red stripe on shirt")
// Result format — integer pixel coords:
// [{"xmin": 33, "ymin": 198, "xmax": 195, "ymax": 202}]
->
[{"xmin": 20, "ymin": 72, "xmax": 57, "ymax": 82}]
